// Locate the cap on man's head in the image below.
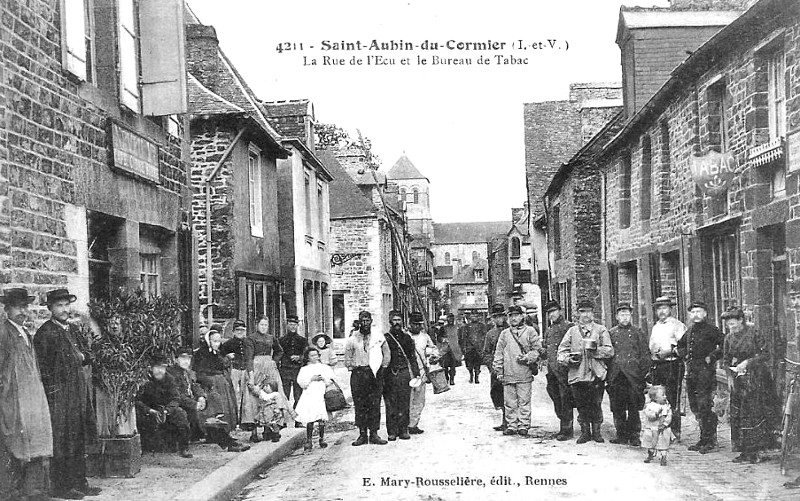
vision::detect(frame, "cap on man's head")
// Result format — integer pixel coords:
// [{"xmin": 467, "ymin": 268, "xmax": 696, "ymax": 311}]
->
[
  {"xmin": 409, "ymin": 311, "xmax": 424, "ymax": 323},
  {"xmin": 721, "ymin": 306, "xmax": 745, "ymax": 320},
  {"xmin": 232, "ymin": 319, "xmax": 247, "ymax": 330},
  {"xmin": 543, "ymin": 300, "xmax": 561, "ymax": 313},
  {"xmin": 507, "ymin": 305, "xmax": 524, "ymax": 315},
  {"xmin": 176, "ymin": 346, "xmax": 193, "ymax": 358},
  {"xmin": 616, "ymin": 303, "xmax": 634, "ymax": 313},
  {"xmin": 525, "ymin": 304, "xmax": 538, "ymax": 314},
  {"xmin": 286, "ymin": 314, "xmax": 299, "ymax": 323},
  {"xmin": 43, "ymin": 288, "xmax": 77, "ymax": 306},
  {"xmin": 490, "ymin": 303, "xmax": 506, "ymax": 316},
  {"xmin": 654, "ymin": 296, "xmax": 676, "ymax": 308},
  {"xmin": 0, "ymin": 288, "xmax": 37, "ymax": 307},
  {"xmin": 358, "ymin": 310, "xmax": 372, "ymax": 319},
  {"xmin": 577, "ymin": 300, "xmax": 595, "ymax": 311},
  {"xmin": 150, "ymin": 354, "xmax": 169, "ymax": 367},
  {"xmin": 389, "ymin": 309, "xmax": 403, "ymax": 318},
  {"xmin": 688, "ymin": 300, "xmax": 708, "ymax": 311}
]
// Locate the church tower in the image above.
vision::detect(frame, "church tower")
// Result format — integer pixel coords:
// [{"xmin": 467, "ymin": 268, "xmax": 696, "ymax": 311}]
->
[{"xmin": 387, "ymin": 154, "xmax": 432, "ymax": 240}]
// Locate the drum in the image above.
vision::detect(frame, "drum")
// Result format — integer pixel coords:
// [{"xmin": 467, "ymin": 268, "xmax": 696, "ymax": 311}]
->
[{"xmin": 429, "ymin": 367, "xmax": 450, "ymax": 394}]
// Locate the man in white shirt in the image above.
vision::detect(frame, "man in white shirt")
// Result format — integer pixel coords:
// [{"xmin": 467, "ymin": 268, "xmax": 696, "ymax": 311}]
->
[
  {"xmin": 408, "ymin": 312, "xmax": 438, "ymax": 435},
  {"xmin": 648, "ymin": 296, "xmax": 687, "ymax": 440}
]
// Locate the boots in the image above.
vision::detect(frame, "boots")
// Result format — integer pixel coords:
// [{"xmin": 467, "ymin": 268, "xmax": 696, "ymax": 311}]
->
[
  {"xmin": 468, "ymin": 370, "xmax": 474, "ymax": 384},
  {"xmin": 304, "ymin": 423, "xmax": 313, "ymax": 451},
  {"xmin": 474, "ymin": 371, "xmax": 480, "ymax": 384},
  {"xmin": 399, "ymin": 428, "xmax": 411, "ymax": 440},
  {"xmin": 249, "ymin": 429, "xmax": 262, "ymax": 443},
  {"xmin": 352, "ymin": 429, "xmax": 369, "ymax": 447},
  {"xmin": 369, "ymin": 431, "xmax": 388, "ymax": 445},
  {"xmin": 556, "ymin": 419, "xmax": 573, "ymax": 441},
  {"xmin": 610, "ymin": 417, "xmax": 627, "ymax": 444},
  {"xmin": 591, "ymin": 422, "xmax": 604, "ymax": 443},
  {"xmin": 178, "ymin": 440, "xmax": 193, "ymax": 458},
  {"xmin": 494, "ymin": 411, "xmax": 507, "ymax": 432},
  {"xmin": 644, "ymin": 450, "xmax": 655, "ymax": 463},
  {"xmin": 319, "ymin": 423, "xmax": 328, "ymax": 448},
  {"xmin": 576, "ymin": 423, "xmax": 591, "ymax": 444}
]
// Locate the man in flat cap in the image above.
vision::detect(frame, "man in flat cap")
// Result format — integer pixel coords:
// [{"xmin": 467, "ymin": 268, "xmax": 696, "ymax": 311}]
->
[
  {"xmin": 34, "ymin": 288, "xmax": 101, "ymax": 499},
  {"xmin": 493, "ymin": 305, "xmax": 543, "ymax": 437},
  {"xmin": 345, "ymin": 311, "xmax": 391, "ymax": 446},
  {"xmin": 459, "ymin": 311, "xmax": 488, "ymax": 384},
  {"xmin": 677, "ymin": 300, "xmax": 724, "ymax": 454},
  {"xmin": 0, "ymin": 288, "xmax": 52, "ymax": 501},
  {"xmin": 136, "ymin": 355, "xmax": 193, "ymax": 458},
  {"xmin": 408, "ymin": 312, "xmax": 437, "ymax": 435},
  {"xmin": 557, "ymin": 300, "xmax": 614, "ymax": 444},
  {"xmin": 436, "ymin": 313, "xmax": 462, "ymax": 385},
  {"xmin": 648, "ymin": 295, "xmax": 686, "ymax": 441},
  {"xmin": 167, "ymin": 347, "xmax": 207, "ymax": 442},
  {"xmin": 542, "ymin": 300, "xmax": 575, "ymax": 441},
  {"xmin": 483, "ymin": 303, "xmax": 510, "ymax": 431},
  {"xmin": 383, "ymin": 310, "xmax": 420, "ymax": 441},
  {"xmin": 279, "ymin": 314, "xmax": 309, "ymax": 412},
  {"xmin": 606, "ymin": 303, "xmax": 650, "ymax": 446}
]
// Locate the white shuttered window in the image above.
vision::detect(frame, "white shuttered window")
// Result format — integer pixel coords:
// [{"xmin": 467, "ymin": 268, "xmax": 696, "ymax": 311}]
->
[
  {"xmin": 118, "ymin": 0, "xmax": 140, "ymax": 111},
  {"xmin": 61, "ymin": 0, "xmax": 89, "ymax": 81},
  {"xmin": 249, "ymin": 145, "xmax": 264, "ymax": 237}
]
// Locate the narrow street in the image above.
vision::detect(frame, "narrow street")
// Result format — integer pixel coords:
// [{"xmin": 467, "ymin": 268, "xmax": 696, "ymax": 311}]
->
[{"xmin": 236, "ymin": 370, "xmax": 716, "ymax": 501}]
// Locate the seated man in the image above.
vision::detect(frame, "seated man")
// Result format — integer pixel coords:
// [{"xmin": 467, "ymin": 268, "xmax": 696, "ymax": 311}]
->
[
  {"xmin": 167, "ymin": 347, "xmax": 207, "ymax": 442},
  {"xmin": 136, "ymin": 355, "xmax": 193, "ymax": 458}
]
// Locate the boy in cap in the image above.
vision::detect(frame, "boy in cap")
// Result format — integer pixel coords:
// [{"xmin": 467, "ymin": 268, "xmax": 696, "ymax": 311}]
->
[
  {"xmin": 557, "ymin": 300, "xmax": 614, "ymax": 444},
  {"xmin": 493, "ymin": 305, "xmax": 543, "ymax": 436},
  {"xmin": 35, "ymin": 288, "xmax": 102, "ymax": 498},
  {"xmin": 649, "ymin": 295, "xmax": 686, "ymax": 441},
  {"xmin": 542, "ymin": 300, "xmax": 575, "ymax": 441},
  {"xmin": 677, "ymin": 300, "xmax": 724, "ymax": 454},
  {"xmin": 0, "ymin": 288, "xmax": 53, "ymax": 501},
  {"xmin": 606, "ymin": 303, "xmax": 650, "ymax": 446},
  {"xmin": 483, "ymin": 304, "xmax": 510, "ymax": 431}
]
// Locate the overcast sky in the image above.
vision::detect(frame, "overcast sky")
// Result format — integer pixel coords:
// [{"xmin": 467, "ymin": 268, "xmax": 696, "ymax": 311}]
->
[{"xmin": 187, "ymin": 0, "xmax": 669, "ymax": 223}]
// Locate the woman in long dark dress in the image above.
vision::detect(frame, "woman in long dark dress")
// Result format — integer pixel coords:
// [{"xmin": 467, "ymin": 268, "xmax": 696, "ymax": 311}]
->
[
  {"xmin": 192, "ymin": 328, "xmax": 249, "ymax": 452},
  {"xmin": 721, "ymin": 306, "xmax": 780, "ymax": 463}
]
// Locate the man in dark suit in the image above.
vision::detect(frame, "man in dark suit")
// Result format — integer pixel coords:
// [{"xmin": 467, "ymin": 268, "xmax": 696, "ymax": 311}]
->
[
  {"xmin": 167, "ymin": 347, "xmax": 207, "ymax": 442},
  {"xmin": 34, "ymin": 288, "xmax": 101, "ymax": 499}
]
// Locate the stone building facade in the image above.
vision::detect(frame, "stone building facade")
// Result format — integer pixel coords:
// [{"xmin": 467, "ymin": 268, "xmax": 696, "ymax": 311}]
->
[
  {"xmin": 387, "ymin": 154, "xmax": 433, "ymax": 240},
  {"xmin": 2, "ymin": 0, "xmax": 196, "ymax": 335},
  {"xmin": 264, "ymin": 101, "xmax": 333, "ymax": 338},
  {"xmin": 186, "ymin": 21, "xmax": 288, "ymax": 338},
  {"xmin": 597, "ymin": 0, "xmax": 800, "ymax": 377},
  {"xmin": 449, "ymin": 258, "xmax": 491, "ymax": 318}
]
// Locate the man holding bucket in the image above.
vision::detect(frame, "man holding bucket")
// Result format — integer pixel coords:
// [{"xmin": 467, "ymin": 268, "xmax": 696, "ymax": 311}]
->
[{"xmin": 408, "ymin": 312, "xmax": 438, "ymax": 435}]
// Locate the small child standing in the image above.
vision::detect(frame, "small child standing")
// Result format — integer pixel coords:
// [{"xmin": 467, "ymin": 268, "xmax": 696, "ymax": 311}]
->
[
  {"xmin": 295, "ymin": 347, "xmax": 336, "ymax": 451},
  {"xmin": 641, "ymin": 385, "xmax": 674, "ymax": 466}
]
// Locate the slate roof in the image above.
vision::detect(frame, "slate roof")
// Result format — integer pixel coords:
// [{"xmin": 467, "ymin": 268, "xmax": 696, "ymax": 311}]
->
[
  {"xmin": 450, "ymin": 258, "xmax": 489, "ymax": 285},
  {"xmin": 616, "ymin": 7, "xmax": 741, "ymax": 44},
  {"xmin": 317, "ymin": 150, "xmax": 376, "ymax": 219},
  {"xmin": 262, "ymin": 100, "xmax": 313, "ymax": 118},
  {"xmin": 387, "ymin": 154, "xmax": 428, "ymax": 181},
  {"xmin": 433, "ymin": 222, "xmax": 509, "ymax": 244},
  {"xmin": 188, "ymin": 73, "xmax": 244, "ymax": 115}
]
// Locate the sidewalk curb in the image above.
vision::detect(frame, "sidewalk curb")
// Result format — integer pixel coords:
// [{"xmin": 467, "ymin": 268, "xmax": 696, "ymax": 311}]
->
[{"xmin": 170, "ymin": 429, "xmax": 306, "ymax": 501}]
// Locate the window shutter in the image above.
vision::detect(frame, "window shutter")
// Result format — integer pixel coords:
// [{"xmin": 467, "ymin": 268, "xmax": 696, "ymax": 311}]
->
[
  {"xmin": 61, "ymin": 0, "xmax": 87, "ymax": 80},
  {"xmin": 138, "ymin": 0, "xmax": 188, "ymax": 116},
  {"xmin": 118, "ymin": 0, "xmax": 140, "ymax": 111}
]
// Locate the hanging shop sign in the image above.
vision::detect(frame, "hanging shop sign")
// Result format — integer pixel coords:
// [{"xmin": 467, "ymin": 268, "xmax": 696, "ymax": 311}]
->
[
  {"xmin": 109, "ymin": 121, "xmax": 160, "ymax": 183},
  {"xmin": 788, "ymin": 130, "xmax": 800, "ymax": 174},
  {"xmin": 416, "ymin": 270, "xmax": 433, "ymax": 286},
  {"xmin": 689, "ymin": 150, "xmax": 737, "ymax": 196}
]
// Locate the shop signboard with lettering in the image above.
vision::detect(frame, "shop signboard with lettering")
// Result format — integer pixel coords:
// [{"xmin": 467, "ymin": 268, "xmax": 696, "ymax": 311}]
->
[
  {"xmin": 109, "ymin": 121, "xmax": 160, "ymax": 183},
  {"xmin": 788, "ymin": 129, "xmax": 800, "ymax": 174},
  {"xmin": 689, "ymin": 150, "xmax": 737, "ymax": 196}
]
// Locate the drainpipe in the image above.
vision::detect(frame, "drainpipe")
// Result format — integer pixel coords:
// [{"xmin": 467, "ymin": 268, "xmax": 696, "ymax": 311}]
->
[{"xmin": 204, "ymin": 127, "xmax": 247, "ymax": 326}]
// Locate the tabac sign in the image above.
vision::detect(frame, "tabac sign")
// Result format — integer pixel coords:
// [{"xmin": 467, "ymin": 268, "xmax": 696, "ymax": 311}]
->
[
  {"xmin": 689, "ymin": 150, "xmax": 737, "ymax": 196},
  {"xmin": 109, "ymin": 121, "xmax": 160, "ymax": 183}
]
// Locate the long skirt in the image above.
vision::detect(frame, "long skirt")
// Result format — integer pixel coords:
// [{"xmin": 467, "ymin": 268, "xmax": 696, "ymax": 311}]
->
[
  {"xmin": 729, "ymin": 365, "xmax": 780, "ymax": 453},
  {"xmin": 240, "ymin": 356, "xmax": 296, "ymax": 427},
  {"xmin": 198, "ymin": 373, "xmax": 238, "ymax": 433}
]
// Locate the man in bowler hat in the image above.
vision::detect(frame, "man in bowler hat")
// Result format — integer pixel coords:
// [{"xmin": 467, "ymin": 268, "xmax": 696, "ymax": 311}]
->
[
  {"xmin": 648, "ymin": 295, "xmax": 687, "ymax": 440},
  {"xmin": 34, "ymin": 288, "xmax": 101, "ymax": 499},
  {"xmin": 0, "ymin": 288, "xmax": 53, "ymax": 501}
]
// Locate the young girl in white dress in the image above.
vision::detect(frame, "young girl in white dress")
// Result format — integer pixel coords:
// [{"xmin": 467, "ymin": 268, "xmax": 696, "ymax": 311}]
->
[
  {"xmin": 295, "ymin": 347, "xmax": 336, "ymax": 451},
  {"xmin": 641, "ymin": 385, "xmax": 674, "ymax": 466}
]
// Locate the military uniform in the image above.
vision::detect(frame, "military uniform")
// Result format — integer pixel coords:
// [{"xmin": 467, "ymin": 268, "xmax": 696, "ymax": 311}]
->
[{"xmin": 606, "ymin": 319, "xmax": 650, "ymax": 445}]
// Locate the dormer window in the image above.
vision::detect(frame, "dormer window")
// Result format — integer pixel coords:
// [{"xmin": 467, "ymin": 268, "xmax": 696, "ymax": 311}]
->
[{"xmin": 474, "ymin": 269, "xmax": 484, "ymax": 281}]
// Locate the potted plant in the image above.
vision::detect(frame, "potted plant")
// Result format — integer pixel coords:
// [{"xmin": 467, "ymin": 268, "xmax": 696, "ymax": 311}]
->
[{"xmin": 87, "ymin": 288, "xmax": 186, "ymax": 477}]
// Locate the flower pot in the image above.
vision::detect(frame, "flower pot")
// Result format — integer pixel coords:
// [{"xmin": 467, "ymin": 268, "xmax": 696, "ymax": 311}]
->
[{"xmin": 86, "ymin": 434, "xmax": 142, "ymax": 478}]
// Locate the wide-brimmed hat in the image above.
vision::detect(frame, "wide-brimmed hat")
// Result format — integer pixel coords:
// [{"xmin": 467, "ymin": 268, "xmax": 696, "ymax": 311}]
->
[
  {"xmin": 543, "ymin": 300, "xmax": 561, "ymax": 313},
  {"xmin": 312, "ymin": 333, "xmax": 332, "ymax": 347},
  {"xmin": 490, "ymin": 303, "xmax": 506, "ymax": 316},
  {"xmin": 0, "ymin": 288, "xmax": 37, "ymax": 306},
  {"xmin": 721, "ymin": 306, "xmax": 745, "ymax": 320},
  {"xmin": 653, "ymin": 296, "xmax": 676, "ymax": 307},
  {"xmin": 43, "ymin": 288, "xmax": 77, "ymax": 306}
]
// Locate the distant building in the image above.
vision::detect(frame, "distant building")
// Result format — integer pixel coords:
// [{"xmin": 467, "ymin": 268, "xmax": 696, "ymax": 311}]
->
[
  {"xmin": 264, "ymin": 100, "xmax": 333, "ymax": 338},
  {"xmin": 387, "ymin": 154, "xmax": 434, "ymax": 240},
  {"xmin": 449, "ymin": 258, "xmax": 491, "ymax": 318}
]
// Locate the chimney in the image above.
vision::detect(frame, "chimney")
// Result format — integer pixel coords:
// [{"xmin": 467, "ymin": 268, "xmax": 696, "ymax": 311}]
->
[
  {"xmin": 511, "ymin": 207, "xmax": 526, "ymax": 225},
  {"xmin": 186, "ymin": 24, "xmax": 220, "ymax": 92},
  {"xmin": 617, "ymin": 6, "xmax": 742, "ymax": 117}
]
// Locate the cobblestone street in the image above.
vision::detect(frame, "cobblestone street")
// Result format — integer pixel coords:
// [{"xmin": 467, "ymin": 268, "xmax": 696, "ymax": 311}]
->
[{"xmin": 235, "ymin": 368, "xmax": 797, "ymax": 501}]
